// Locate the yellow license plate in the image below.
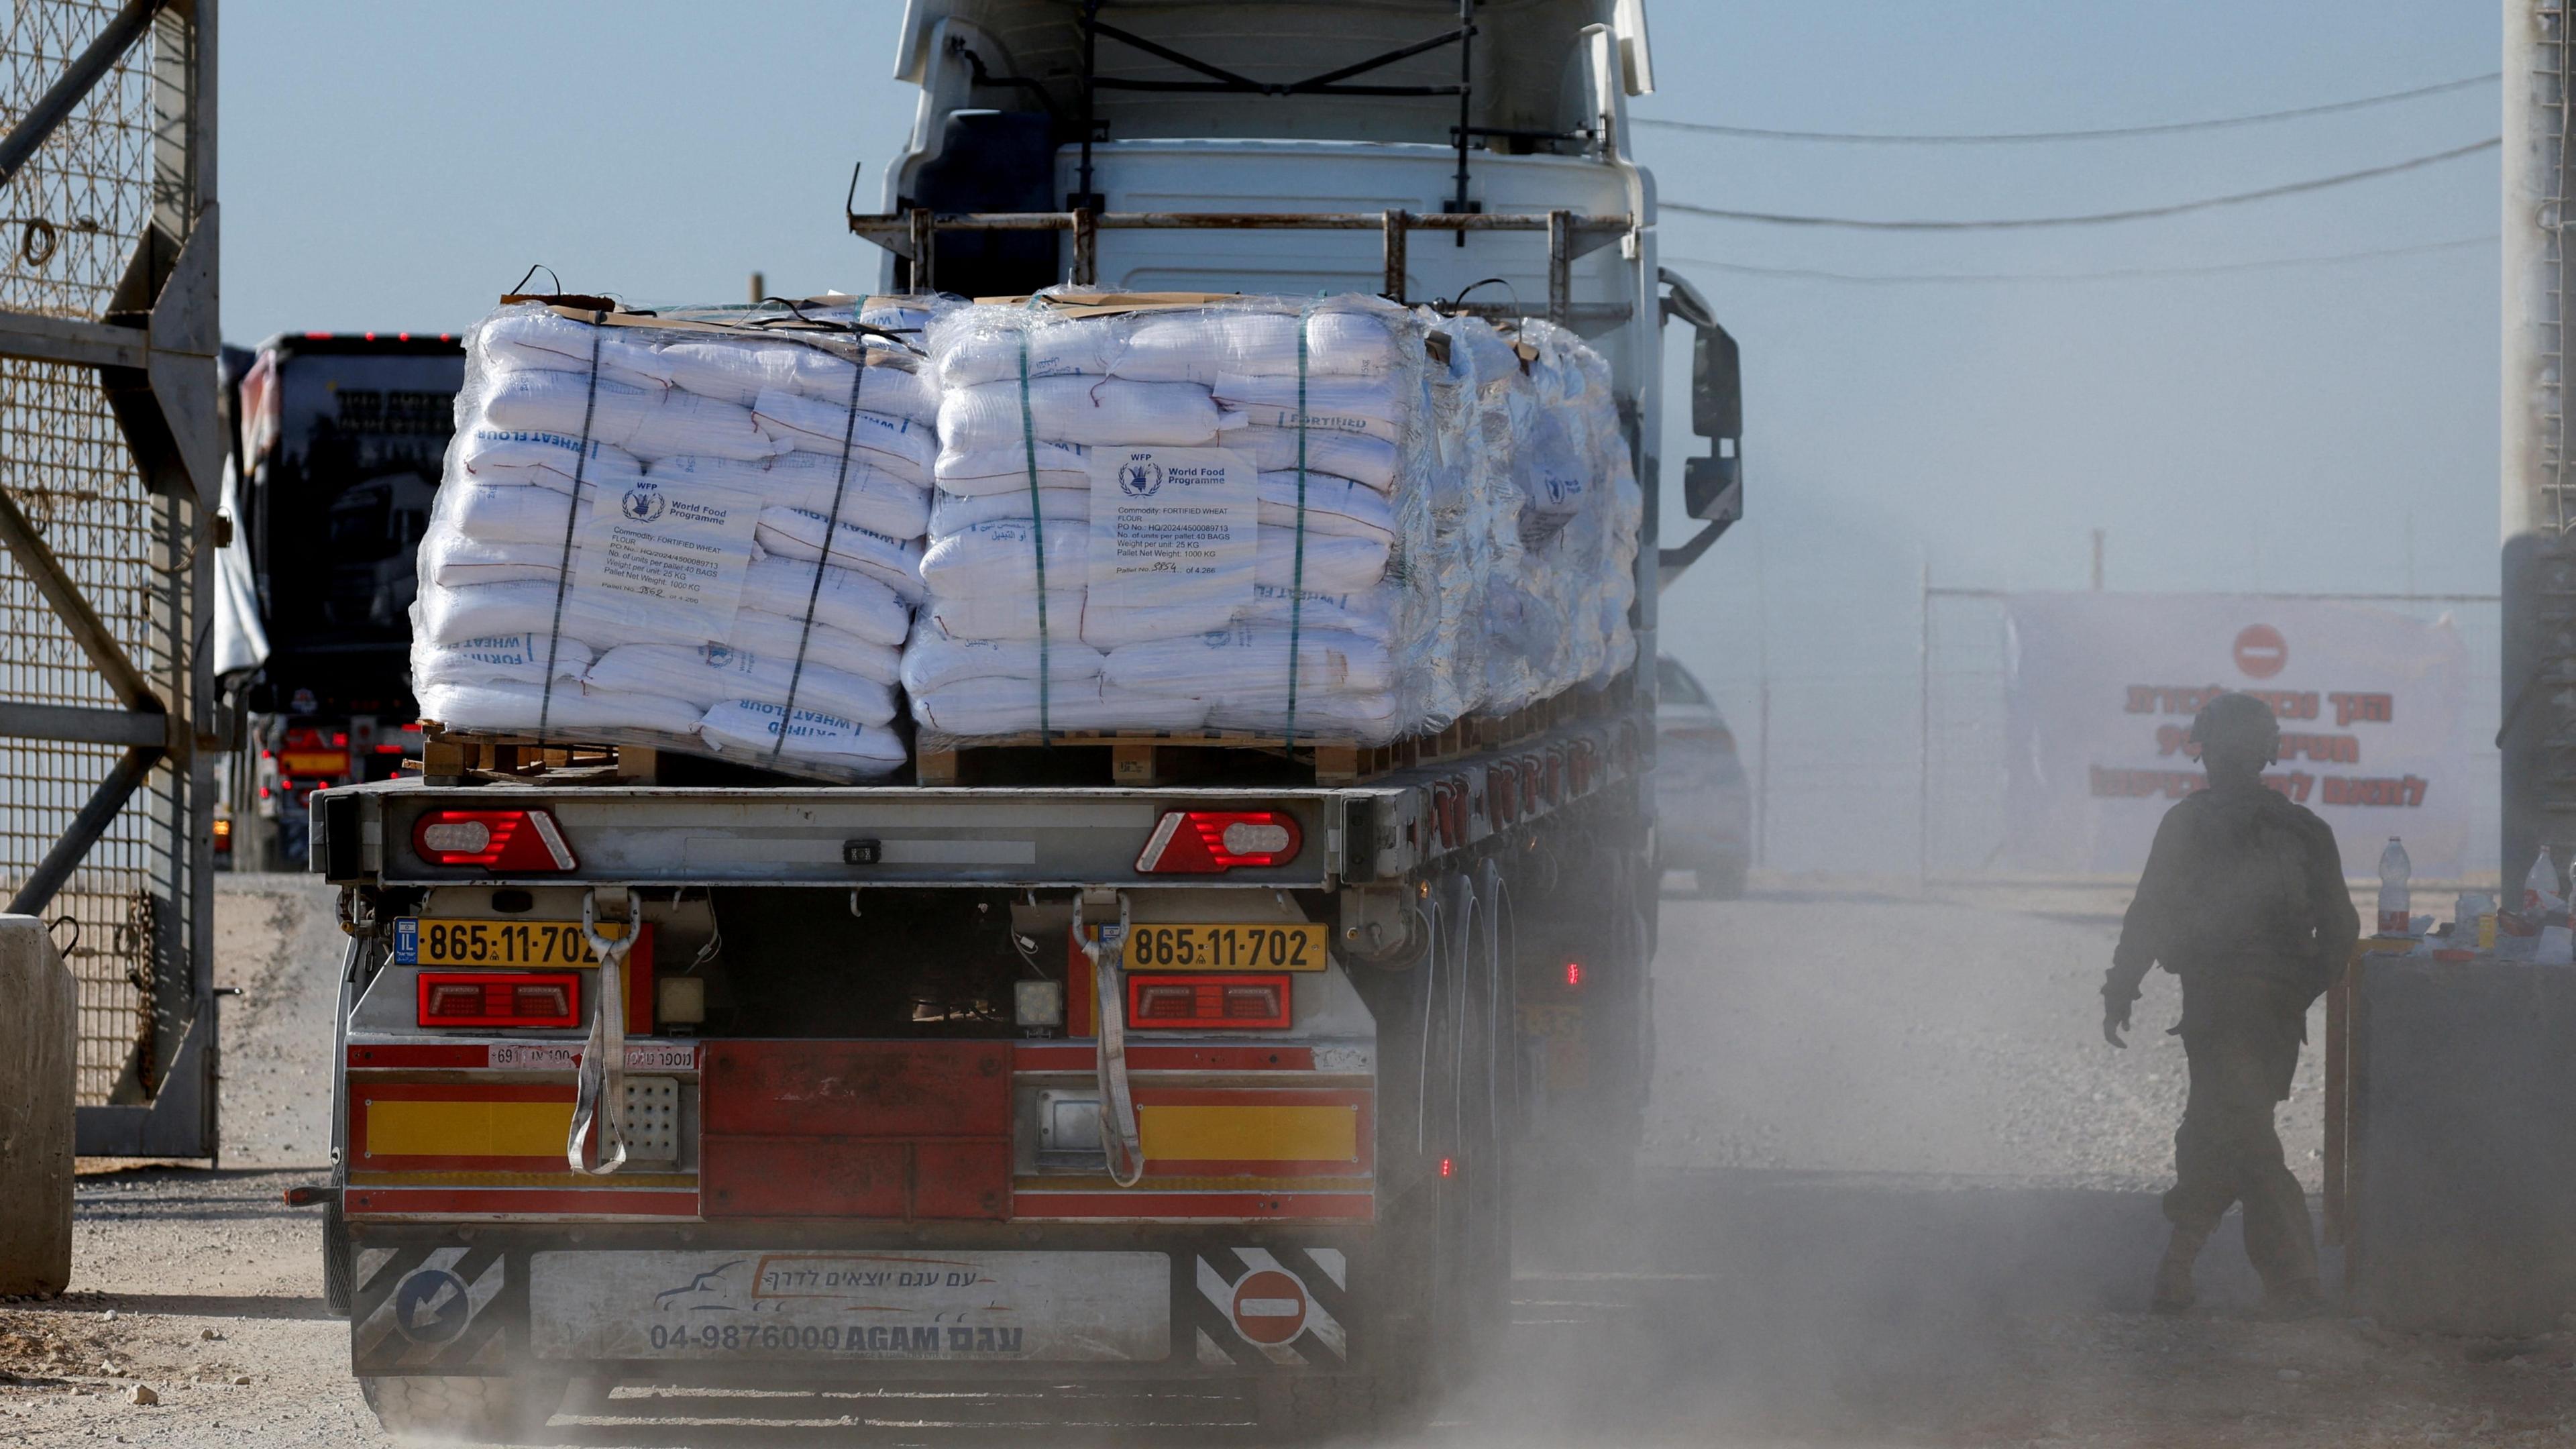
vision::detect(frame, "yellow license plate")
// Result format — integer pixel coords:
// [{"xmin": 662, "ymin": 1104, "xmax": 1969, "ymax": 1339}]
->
[
  {"xmin": 402, "ymin": 917, "xmax": 626, "ymax": 969},
  {"xmin": 1122, "ymin": 922, "xmax": 1327, "ymax": 972}
]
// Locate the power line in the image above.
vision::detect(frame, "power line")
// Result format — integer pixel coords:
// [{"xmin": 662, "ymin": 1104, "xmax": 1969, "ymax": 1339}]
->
[
  {"xmin": 1660, "ymin": 137, "xmax": 2497, "ymax": 231},
  {"xmin": 1663, "ymin": 235, "xmax": 2495, "ymax": 286},
  {"xmin": 1635, "ymin": 72, "xmax": 2499, "ymax": 144}
]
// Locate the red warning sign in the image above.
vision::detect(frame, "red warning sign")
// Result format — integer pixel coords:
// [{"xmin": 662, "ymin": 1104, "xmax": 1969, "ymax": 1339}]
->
[
  {"xmin": 1229, "ymin": 1268, "xmax": 1309, "ymax": 1345},
  {"xmin": 2233, "ymin": 624, "xmax": 2287, "ymax": 680}
]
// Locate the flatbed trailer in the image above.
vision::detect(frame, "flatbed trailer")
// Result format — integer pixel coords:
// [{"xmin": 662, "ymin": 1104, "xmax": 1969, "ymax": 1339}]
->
[
  {"xmin": 313, "ymin": 3, "xmax": 1743, "ymax": 1440},
  {"xmin": 315, "ymin": 702, "xmax": 1654, "ymax": 1436}
]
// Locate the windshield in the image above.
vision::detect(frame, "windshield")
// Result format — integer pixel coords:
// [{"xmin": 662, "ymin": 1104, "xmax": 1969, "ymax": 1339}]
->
[{"xmin": 250, "ymin": 347, "xmax": 462, "ymax": 659}]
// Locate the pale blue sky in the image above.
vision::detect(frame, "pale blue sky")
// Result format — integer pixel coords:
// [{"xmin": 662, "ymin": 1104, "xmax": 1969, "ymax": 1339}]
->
[{"xmin": 223, "ymin": 2, "xmax": 2502, "ymax": 867}]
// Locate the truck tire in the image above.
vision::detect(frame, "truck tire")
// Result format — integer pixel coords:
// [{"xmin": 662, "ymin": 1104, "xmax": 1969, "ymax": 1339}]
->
[
  {"xmin": 359, "ymin": 1375, "xmax": 566, "ymax": 1445},
  {"xmin": 320, "ymin": 1198, "xmax": 351, "ymax": 1318},
  {"xmin": 1250, "ymin": 1364, "xmax": 1426, "ymax": 1443}
]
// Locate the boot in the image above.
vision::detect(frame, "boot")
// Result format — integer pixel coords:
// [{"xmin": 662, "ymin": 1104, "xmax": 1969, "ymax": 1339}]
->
[
  {"xmin": 2152, "ymin": 1226, "xmax": 2208, "ymax": 1313},
  {"xmin": 2257, "ymin": 1279, "xmax": 2326, "ymax": 1320}
]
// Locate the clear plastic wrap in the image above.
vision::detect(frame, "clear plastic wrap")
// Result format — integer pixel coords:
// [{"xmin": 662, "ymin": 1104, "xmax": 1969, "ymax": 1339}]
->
[
  {"xmin": 906, "ymin": 292, "xmax": 1469, "ymax": 747},
  {"xmin": 1440, "ymin": 315, "xmax": 1644, "ymax": 717},
  {"xmin": 417, "ymin": 290, "xmax": 1643, "ymax": 777},
  {"xmin": 411, "ymin": 299, "xmax": 934, "ymax": 780}
]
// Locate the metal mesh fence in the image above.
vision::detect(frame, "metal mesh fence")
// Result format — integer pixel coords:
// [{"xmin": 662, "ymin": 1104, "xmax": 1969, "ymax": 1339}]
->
[{"xmin": 0, "ymin": 4, "xmax": 192, "ymax": 1107}]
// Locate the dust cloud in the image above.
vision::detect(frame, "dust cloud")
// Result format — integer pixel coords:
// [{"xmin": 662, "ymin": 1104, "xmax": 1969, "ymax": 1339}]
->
[{"xmin": 1416, "ymin": 879, "xmax": 2567, "ymax": 1449}]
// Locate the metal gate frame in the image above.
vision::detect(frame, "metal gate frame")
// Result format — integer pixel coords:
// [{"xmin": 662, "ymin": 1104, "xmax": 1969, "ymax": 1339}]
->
[{"xmin": 0, "ymin": 0, "xmax": 220, "ymax": 1157}]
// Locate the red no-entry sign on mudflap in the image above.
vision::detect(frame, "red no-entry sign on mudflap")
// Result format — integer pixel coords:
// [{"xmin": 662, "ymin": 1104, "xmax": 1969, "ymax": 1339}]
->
[
  {"xmin": 2233, "ymin": 623, "xmax": 2287, "ymax": 680},
  {"xmin": 1230, "ymin": 1268, "xmax": 1309, "ymax": 1345}
]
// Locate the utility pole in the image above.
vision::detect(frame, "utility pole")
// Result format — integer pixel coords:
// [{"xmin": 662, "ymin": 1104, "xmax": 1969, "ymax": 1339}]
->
[
  {"xmin": 2504, "ymin": 0, "xmax": 2571, "ymax": 891},
  {"xmin": 749, "ymin": 270, "xmax": 765, "ymax": 304}
]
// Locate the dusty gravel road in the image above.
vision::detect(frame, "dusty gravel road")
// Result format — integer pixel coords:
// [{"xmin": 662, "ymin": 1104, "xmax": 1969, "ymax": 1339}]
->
[{"xmin": 2, "ymin": 872, "xmax": 2568, "ymax": 1447}]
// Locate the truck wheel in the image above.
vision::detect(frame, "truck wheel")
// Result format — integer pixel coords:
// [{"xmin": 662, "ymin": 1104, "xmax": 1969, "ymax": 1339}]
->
[
  {"xmin": 320, "ymin": 1198, "xmax": 351, "ymax": 1318},
  {"xmin": 1250, "ymin": 1363, "xmax": 1426, "ymax": 1443},
  {"xmin": 359, "ymin": 1375, "xmax": 566, "ymax": 1445}
]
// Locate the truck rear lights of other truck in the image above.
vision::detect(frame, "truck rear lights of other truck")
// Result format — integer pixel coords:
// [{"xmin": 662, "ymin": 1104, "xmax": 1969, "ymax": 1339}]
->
[
  {"xmin": 1134, "ymin": 810, "xmax": 1301, "ymax": 873},
  {"xmin": 412, "ymin": 808, "xmax": 577, "ymax": 871},
  {"xmin": 1127, "ymin": 973, "xmax": 1292, "ymax": 1029},
  {"xmin": 415, "ymin": 970, "xmax": 580, "ymax": 1028}
]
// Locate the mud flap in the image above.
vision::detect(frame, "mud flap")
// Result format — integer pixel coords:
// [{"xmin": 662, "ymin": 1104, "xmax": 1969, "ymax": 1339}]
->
[
  {"xmin": 1182, "ymin": 1246, "xmax": 1353, "ymax": 1371},
  {"xmin": 350, "ymin": 1243, "xmax": 517, "ymax": 1375}
]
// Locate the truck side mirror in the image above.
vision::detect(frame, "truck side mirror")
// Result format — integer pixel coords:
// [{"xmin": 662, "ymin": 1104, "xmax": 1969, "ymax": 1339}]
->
[
  {"xmin": 1657, "ymin": 270, "xmax": 1744, "ymax": 588},
  {"xmin": 1693, "ymin": 318, "xmax": 1741, "ymax": 445}
]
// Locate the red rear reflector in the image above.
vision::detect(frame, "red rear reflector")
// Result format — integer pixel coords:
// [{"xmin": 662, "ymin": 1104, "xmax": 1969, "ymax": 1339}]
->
[
  {"xmin": 413, "ymin": 809, "xmax": 577, "ymax": 871},
  {"xmin": 1126, "ymin": 973, "xmax": 1291, "ymax": 1030},
  {"xmin": 415, "ymin": 971, "xmax": 580, "ymax": 1028},
  {"xmin": 1135, "ymin": 810, "xmax": 1301, "ymax": 873}
]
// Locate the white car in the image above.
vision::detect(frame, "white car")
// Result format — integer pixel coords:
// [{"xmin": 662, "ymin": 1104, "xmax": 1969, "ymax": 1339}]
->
[{"xmin": 1656, "ymin": 655, "xmax": 1753, "ymax": 898}]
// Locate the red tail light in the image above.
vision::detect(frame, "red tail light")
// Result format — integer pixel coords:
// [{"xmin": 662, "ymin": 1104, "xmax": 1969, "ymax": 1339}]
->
[
  {"xmin": 1565, "ymin": 961, "xmax": 1583, "ymax": 988},
  {"xmin": 1127, "ymin": 973, "xmax": 1292, "ymax": 1029},
  {"xmin": 1135, "ymin": 810, "xmax": 1301, "ymax": 873},
  {"xmin": 416, "ymin": 971, "xmax": 580, "ymax": 1028},
  {"xmin": 412, "ymin": 809, "xmax": 577, "ymax": 871}
]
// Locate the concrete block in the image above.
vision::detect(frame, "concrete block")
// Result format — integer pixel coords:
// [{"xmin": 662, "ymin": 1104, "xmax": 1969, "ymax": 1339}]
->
[{"xmin": 0, "ymin": 914, "xmax": 75, "ymax": 1295}]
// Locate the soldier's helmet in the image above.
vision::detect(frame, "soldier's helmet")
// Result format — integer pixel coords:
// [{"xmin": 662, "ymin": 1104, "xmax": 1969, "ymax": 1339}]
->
[{"xmin": 2189, "ymin": 690, "xmax": 2281, "ymax": 762}]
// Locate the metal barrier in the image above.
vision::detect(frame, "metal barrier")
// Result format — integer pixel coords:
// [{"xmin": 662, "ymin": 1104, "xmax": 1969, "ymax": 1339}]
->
[
  {"xmin": 847, "ymin": 207, "xmax": 1634, "ymax": 327},
  {"xmin": 0, "ymin": 0, "xmax": 220, "ymax": 1157}
]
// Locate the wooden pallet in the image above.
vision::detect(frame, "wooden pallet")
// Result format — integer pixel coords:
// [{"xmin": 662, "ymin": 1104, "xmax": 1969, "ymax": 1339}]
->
[
  {"xmin": 418, "ymin": 725, "xmax": 661, "ymax": 786},
  {"xmin": 413, "ymin": 685, "xmax": 1617, "ymax": 789},
  {"xmin": 910, "ymin": 710, "xmax": 1543, "ymax": 788},
  {"xmin": 914, "ymin": 722, "xmax": 1469, "ymax": 788}
]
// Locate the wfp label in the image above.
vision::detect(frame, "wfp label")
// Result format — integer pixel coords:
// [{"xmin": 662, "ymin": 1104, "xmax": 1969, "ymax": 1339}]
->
[{"xmin": 1087, "ymin": 447, "xmax": 1254, "ymax": 610}]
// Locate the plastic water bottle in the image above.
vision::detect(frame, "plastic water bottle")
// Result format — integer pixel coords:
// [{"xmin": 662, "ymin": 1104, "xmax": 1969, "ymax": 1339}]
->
[
  {"xmin": 2526, "ymin": 846, "xmax": 2565, "ymax": 916},
  {"xmin": 2377, "ymin": 837, "xmax": 2412, "ymax": 936}
]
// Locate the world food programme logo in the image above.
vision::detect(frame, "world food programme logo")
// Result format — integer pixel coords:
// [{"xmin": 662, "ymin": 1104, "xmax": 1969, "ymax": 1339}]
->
[
  {"xmin": 621, "ymin": 484, "xmax": 667, "ymax": 523},
  {"xmin": 1118, "ymin": 459, "xmax": 1165, "ymax": 498}
]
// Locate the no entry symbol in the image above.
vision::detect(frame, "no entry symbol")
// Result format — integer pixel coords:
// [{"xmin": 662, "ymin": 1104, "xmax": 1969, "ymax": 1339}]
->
[
  {"xmin": 2233, "ymin": 624, "xmax": 2286, "ymax": 680},
  {"xmin": 1230, "ymin": 1267, "xmax": 1310, "ymax": 1346}
]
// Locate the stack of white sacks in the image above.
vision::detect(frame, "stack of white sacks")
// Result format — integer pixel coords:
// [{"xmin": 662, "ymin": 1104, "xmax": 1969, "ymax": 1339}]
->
[
  {"xmin": 411, "ymin": 292, "xmax": 1644, "ymax": 776},
  {"xmin": 905, "ymin": 296, "xmax": 1472, "ymax": 744},
  {"xmin": 411, "ymin": 301, "xmax": 937, "ymax": 777}
]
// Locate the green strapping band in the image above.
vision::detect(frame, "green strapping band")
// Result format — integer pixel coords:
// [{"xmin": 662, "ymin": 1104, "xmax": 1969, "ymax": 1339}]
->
[
  {"xmin": 1283, "ymin": 301, "xmax": 1313, "ymax": 747},
  {"xmin": 535, "ymin": 316, "xmax": 606, "ymax": 744},
  {"xmin": 1016, "ymin": 320, "xmax": 1050, "ymax": 739}
]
